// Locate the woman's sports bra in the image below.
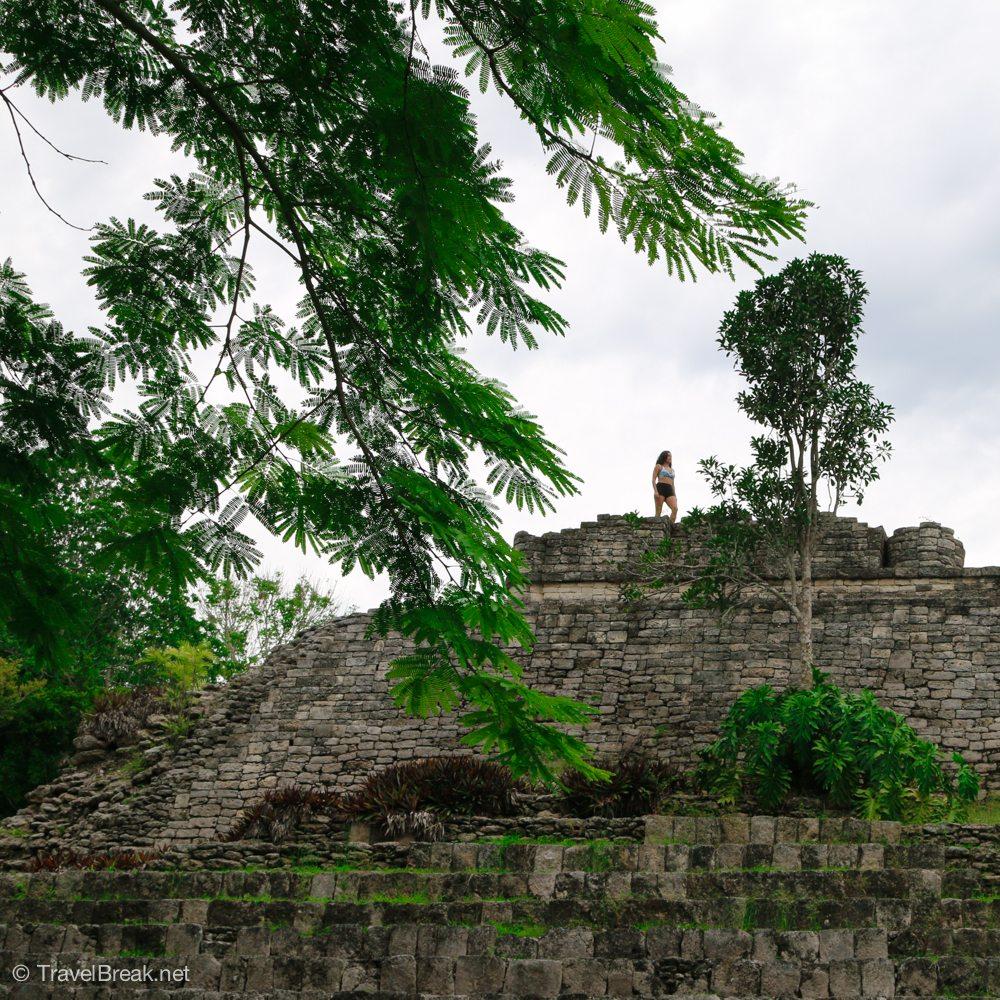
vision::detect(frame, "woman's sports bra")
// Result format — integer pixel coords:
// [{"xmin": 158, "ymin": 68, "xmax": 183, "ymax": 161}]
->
[{"xmin": 657, "ymin": 465, "xmax": 675, "ymax": 480}]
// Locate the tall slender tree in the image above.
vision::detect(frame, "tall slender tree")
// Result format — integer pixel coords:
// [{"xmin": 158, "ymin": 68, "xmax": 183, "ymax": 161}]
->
[
  {"xmin": 623, "ymin": 255, "xmax": 893, "ymax": 689},
  {"xmin": 0, "ymin": 0, "xmax": 808, "ymax": 777}
]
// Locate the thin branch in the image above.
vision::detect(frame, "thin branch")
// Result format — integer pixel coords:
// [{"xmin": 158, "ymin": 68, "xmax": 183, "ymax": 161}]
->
[
  {"xmin": 3, "ymin": 92, "xmax": 107, "ymax": 164},
  {"xmin": 1, "ymin": 91, "xmax": 93, "ymax": 231}
]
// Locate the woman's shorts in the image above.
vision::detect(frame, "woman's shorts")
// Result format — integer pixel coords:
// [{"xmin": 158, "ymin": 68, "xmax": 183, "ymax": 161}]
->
[{"xmin": 656, "ymin": 483, "xmax": 675, "ymax": 499}]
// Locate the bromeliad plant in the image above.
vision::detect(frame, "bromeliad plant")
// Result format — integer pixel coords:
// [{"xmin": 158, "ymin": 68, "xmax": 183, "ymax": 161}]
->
[
  {"xmin": 697, "ymin": 669, "xmax": 980, "ymax": 821},
  {"xmin": 224, "ymin": 756, "xmax": 522, "ymax": 843},
  {"xmin": 557, "ymin": 746, "xmax": 680, "ymax": 817},
  {"xmin": 340, "ymin": 755, "xmax": 523, "ymax": 820}
]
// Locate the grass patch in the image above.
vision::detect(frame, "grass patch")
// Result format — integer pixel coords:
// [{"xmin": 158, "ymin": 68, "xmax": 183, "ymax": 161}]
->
[
  {"xmin": 963, "ymin": 796, "xmax": 1000, "ymax": 825},
  {"xmin": 0, "ymin": 825, "xmax": 27, "ymax": 838},
  {"xmin": 491, "ymin": 921, "xmax": 546, "ymax": 938},
  {"xmin": 121, "ymin": 753, "xmax": 148, "ymax": 778},
  {"xmin": 285, "ymin": 863, "xmax": 326, "ymax": 876},
  {"xmin": 481, "ymin": 835, "xmax": 577, "ymax": 847}
]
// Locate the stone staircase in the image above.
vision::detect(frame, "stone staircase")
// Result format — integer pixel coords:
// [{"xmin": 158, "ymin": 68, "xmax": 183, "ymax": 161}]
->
[{"xmin": 1, "ymin": 814, "xmax": 998, "ymax": 998}]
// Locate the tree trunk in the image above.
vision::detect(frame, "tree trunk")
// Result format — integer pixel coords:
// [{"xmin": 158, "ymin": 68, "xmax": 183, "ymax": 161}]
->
[{"xmin": 794, "ymin": 532, "xmax": 814, "ymax": 689}]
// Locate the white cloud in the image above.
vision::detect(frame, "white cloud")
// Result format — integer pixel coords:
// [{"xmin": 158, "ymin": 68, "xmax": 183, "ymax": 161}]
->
[{"xmin": 3, "ymin": 0, "xmax": 998, "ymax": 614}]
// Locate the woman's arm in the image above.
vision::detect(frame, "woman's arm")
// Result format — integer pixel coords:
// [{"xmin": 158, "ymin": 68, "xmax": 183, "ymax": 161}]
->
[{"xmin": 652, "ymin": 465, "xmax": 661, "ymax": 487}]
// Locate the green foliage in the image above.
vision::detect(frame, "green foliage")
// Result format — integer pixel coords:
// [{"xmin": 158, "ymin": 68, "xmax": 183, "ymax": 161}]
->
[
  {"xmin": 0, "ymin": 262, "xmax": 206, "ymax": 671},
  {"xmin": 0, "ymin": 656, "xmax": 44, "ymax": 713},
  {"xmin": 0, "ymin": 659, "xmax": 88, "ymax": 815},
  {"xmin": 162, "ymin": 714, "xmax": 193, "ymax": 745},
  {"xmin": 197, "ymin": 572, "xmax": 346, "ymax": 676},
  {"xmin": 132, "ymin": 641, "xmax": 215, "ymax": 708},
  {"xmin": 1, "ymin": 0, "xmax": 806, "ymax": 779},
  {"xmin": 557, "ymin": 747, "xmax": 679, "ymax": 817},
  {"xmin": 341, "ymin": 755, "xmax": 523, "ymax": 820},
  {"xmin": 714, "ymin": 253, "xmax": 894, "ymax": 515},
  {"xmin": 697, "ymin": 669, "xmax": 981, "ymax": 820},
  {"xmin": 696, "ymin": 256, "xmax": 893, "ymax": 622}
]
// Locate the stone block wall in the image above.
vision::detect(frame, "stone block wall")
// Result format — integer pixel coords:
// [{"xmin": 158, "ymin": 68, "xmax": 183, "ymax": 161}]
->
[
  {"xmin": 514, "ymin": 514, "xmax": 892, "ymax": 585},
  {"xmin": 4, "ymin": 515, "xmax": 1000, "ymax": 851},
  {"xmin": 887, "ymin": 522, "xmax": 965, "ymax": 573},
  {"xmin": 516, "ymin": 513, "xmax": 904, "ymax": 587}
]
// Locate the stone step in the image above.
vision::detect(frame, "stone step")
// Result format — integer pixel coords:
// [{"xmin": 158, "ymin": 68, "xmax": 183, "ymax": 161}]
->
[
  {"xmin": 2, "ymin": 922, "xmax": 893, "ymax": 960},
  {"xmin": 3, "ymin": 894, "xmax": 998, "ymax": 933},
  {"xmin": 0, "ymin": 867, "xmax": 965, "ymax": 907},
  {"xmin": 2, "ymin": 948, "xmax": 996, "ymax": 996},
  {"xmin": 5, "ymin": 986, "xmax": 996, "ymax": 1000},
  {"xmin": 0, "ymin": 842, "xmax": 954, "ymax": 895},
  {"xmin": 643, "ymin": 816, "xmax": 902, "ymax": 846},
  {"xmin": 369, "ymin": 839, "xmax": 945, "ymax": 874},
  {"xmin": 8, "ymin": 919, "xmax": 999, "ymax": 963}
]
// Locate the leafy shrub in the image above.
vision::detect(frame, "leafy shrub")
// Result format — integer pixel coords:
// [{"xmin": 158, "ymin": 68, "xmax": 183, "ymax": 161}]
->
[
  {"xmin": 80, "ymin": 687, "xmax": 164, "ymax": 746},
  {"xmin": 133, "ymin": 642, "xmax": 216, "ymax": 709},
  {"xmin": 0, "ymin": 660, "xmax": 89, "ymax": 817},
  {"xmin": 697, "ymin": 669, "xmax": 980, "ymax": 821},
  {"xmin": 163, "ymin": 715, "xmax": 193, "ymax": 745},
  {"xmin": 0, "ymin": 657, "xmax": 45, "ymax": 712},
  {"xmin": 340, "ymin": 756, "xmax": 522, "ymax": 820},
  {"xmin": 226, "ymin": 785, "xmax": 341, "ymax": 842},
  {"xmin": 557, "ymin": 747, "xmax": 679, "ymax": 817},
  {"xmin": 28, "ymin": 848, "xmax": 161, "ymax": 871}
]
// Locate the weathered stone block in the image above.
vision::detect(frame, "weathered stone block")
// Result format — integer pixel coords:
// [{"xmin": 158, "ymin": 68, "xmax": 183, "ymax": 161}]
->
[
  {"xmin": 453, "ymin": 955, "xmax": 506, "ymax": 994},
  {"xmin": 379, "ymin": 955, "xmax": 415, "ymax": 993},
  {"xmin": 504, "ymin": 958, "xmax": 562, "ymax": 996}
]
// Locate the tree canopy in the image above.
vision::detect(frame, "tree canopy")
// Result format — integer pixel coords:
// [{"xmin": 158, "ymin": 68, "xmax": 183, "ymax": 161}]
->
[{"xmin": 0, "ymin": 0, "xmax": 808, "ymax": 779}]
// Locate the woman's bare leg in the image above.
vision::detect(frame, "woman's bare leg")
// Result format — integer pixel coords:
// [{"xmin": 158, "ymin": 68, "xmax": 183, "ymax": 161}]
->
[
  {"xmin": 654, "ymin": 493, "xmax": 664, "ymax": 517},
  {"xmin": 667, "ymin": 495, "xmax": 678, "ymax": 524}
]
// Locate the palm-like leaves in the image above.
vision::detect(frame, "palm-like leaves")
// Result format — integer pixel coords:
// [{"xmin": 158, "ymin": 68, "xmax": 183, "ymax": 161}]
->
[
  {"xmin": 698, "ymin": 670, "xmax": 980, "ymax": 820},
  {"xmin": 3, "ymin": 0, "xmax": 806, "ymax": 778}
]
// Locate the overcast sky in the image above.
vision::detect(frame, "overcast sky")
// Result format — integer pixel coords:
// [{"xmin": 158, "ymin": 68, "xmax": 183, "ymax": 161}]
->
[{"xmin": 2, "ymin": 1, "xmax": 998, "ymax": 611}]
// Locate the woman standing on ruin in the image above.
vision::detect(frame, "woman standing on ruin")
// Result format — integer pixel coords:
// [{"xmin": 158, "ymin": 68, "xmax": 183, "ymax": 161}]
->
[{"xmin": 652, "ymin": 449, "xmax": 678, "ymax": 522}]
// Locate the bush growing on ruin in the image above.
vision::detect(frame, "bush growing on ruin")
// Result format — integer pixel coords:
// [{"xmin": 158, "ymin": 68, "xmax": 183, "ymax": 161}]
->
[
  {"xmin": 80, "ymin": 686, "xmax": 165, "ymax": 747},
  {"xmin": 696, "ymin": 669, "xmax": 980, "ymax": 820},
  {"xmin": 130, "ymin": 641, "xmax": 217, "ymax": 710},
  {"xmin": 557, "ymin": 747, "xmax": 680, "ymax": 817},
  {"xmin": 226, "ymin": 786, "xmax": 342, "ymax": 843},
  {"xmin": 79, "ymin": 642, "xmax": 216, "ymax": 748},
  {"xmin": 224, "ymin": 757, "xmax": 521, "ymax": 843},
  {"xmin": 381, "ymin": 810, "xmax": 446, "ymax": 842},
  {"xmin": 196, "ymin": 573, "xmax": 349, "ymax": 677},
  {"xmin": 340, "ymin": 756, "xmax": 523, "ymax": 820}
]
